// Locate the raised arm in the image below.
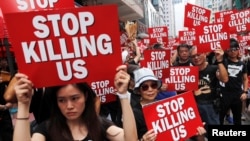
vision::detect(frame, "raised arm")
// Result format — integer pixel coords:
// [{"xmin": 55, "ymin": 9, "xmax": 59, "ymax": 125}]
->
[
  {"xmin": 214, "ymin": 48, "xmax": 229, "ymax": 83},
  {"xmin": 13, "ymin": 73, "xmax": 34, "ymax": 141},
  {"xmin": 107, "ymin": 65, "xmax": 137, "ymax": 141},
  {"xmin": 132, "ymin": 40, "xmax": 142, "ymax": 64}
]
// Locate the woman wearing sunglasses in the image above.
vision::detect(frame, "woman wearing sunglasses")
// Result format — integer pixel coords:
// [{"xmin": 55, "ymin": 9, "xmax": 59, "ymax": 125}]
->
[{"xmin": 132, "ymin": 67, "xmax": 206, "ymax": 141}]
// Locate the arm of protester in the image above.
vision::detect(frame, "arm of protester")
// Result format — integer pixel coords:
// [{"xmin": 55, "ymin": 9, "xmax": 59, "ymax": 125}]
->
[
  {"xmin": 140, "ymin": 129, "xmax": 157, "ymax": 141},
  {"xmin": 214, "ymin": 48, "xmax": 228, "ymax": 83},
  {"xmin": 3, "ymin": 76, "xmax": 18, "ymax": 103},
  {"xmin": 132, "ymin": 40, "xmax": 142, "ymax": 64},
  {"xmin": 160, "ymin": 83, "xmax": 168, "ymax": 92},
  {"xmin": 240, "ymin": 73, "xmax": 249, "ymax": 101},
  {"xmin": 170, "ymin": 50, "xmax": 178, "ymax": 66},
  {"xmin": 13, "ymin": 73, "xmax": 34, "ymax": 141},
  {"xmin": 106, "ymin": 65, "xmax": 137, "ymax": 141},
  {"xmin": 193, "ymin": 85, "xmax": 210, "ymax": 96}
]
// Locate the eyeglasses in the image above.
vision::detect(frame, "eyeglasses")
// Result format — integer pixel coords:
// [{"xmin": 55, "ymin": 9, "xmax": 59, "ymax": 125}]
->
[
  {"xmin": 228, "ymin": 48, "xmax": 239, "ymax": 52},
  {"xmin": 190, "ymin": 54, "xmax": 202, "ymax": 59},
  {"xmin": 140, "ymin": 82, "xmax": 158, "ymax": 91}
]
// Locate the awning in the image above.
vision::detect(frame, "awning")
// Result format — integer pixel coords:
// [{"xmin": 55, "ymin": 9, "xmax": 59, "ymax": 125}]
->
[{"xmin": 102, "ymin": 0, "xmax": 143, "ymax": 21}]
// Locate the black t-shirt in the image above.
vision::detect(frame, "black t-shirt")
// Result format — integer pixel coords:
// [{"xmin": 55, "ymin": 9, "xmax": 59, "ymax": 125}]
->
[
  {"xmin": 196, "ymin": 65, "xmax": 218, "ymax": 103},
  {"xmin": 131, "ymin": 101, "xmax": 147, "ymax": 139},
  {"xmin": 220, "ymin": 59, "xmax": 247, "ymax": 94},
  {"xmin": 172, "ymin": 59, "xmax": 192, "ymax": 66}
]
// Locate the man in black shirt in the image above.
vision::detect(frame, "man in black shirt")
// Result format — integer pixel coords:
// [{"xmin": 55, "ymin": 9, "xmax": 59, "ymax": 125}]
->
[
  {"xmin": 219, "ymin": 38, "xmax": 248, "ymax": 125},
  {"xmin": 190, "ymin": 46, "xmax": 228, "ymax": 138}
]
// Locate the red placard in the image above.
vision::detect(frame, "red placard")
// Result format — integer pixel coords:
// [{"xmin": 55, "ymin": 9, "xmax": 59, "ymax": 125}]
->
[
  {"xmin": 165, "ymin": 66, "xmax": 198, "ymax": 91},
  {"xmin": 224, "ymin": 9, "xmax": 250, "ymax": 34},
  {"xmin": 0, "ymin": 0, "xmax": 75, "ymax": 13},
  {"xmin": 4, "ymin": 5, "xmax": 121, "ymax": 90},
  {"xmin": 148, "ymin": 26, "xmax": 168, "ymax": 45},
  {"xmin": 195, "ymin": 23, "xmax": 230, "ymax": 53},
  {"xmin": 214, "ymin": 10, "xmax": 236, "ymax": 23},
  {"xmin": 140, "ymin": 50, "xmax": 170, "ymax": 81},
  {"xmin": 178, "ymin": 30, "xmax": 196, "ymax": 45},
  {"xmin": 238, "ymin": 35, "xmax": 250, "ymax": 55},
  {"xmin": 166, "ymin": 37, "xmax": 179, "ymax": 50},
  {"xmin": 184, "ymin": 3, "xmax": 211, "ymax": 28},
  {"xmin": 142, "ymin": 91, "xmax": 203, "ymax": 141}
]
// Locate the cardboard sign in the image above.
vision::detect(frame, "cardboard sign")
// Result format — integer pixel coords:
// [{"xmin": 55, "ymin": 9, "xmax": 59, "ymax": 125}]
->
[
  {"xmin": 148, "ymin": 26, "xmax": 168, "ymax": 45},
  {"xmin": 140, "ymin": 50, "xmax": 170, "ymax": 81},
  {"xmin": 224, "ymin": 9, "xmax": 250, "ymax": 33},
  {"xmin": 4, "ymin": 5, "xmax": 121, "ymax": 89},
  {"xmin": 195, "ymin": 23, "xmax": 230, "ymax": 53},
  {"xmin": 165, "ymin": 66, "xmax": 198, "ymax": 91},
  {"xmin": 179, "ymin": 30, "xmax": 196, "ymax": 45},
  {"xmin": 214, "ymin": 10, "xmax": 236, "ymax": 23},
  {"xmin": 142, "ymin": 91, "xmax": 203, "ymax": 141},
  {"xmin": 0, "ymin": 0, "xmax": 74, "ymax": 13},
  {"xmin": 184, "ymin": 3, "xmax": 211, "ymax": 28}
]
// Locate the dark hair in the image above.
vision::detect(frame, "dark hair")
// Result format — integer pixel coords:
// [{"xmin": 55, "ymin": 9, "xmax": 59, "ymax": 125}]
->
[
  {"xmin": 230, "ymin": 38, "xmax": 239, "ymax": 48},
  {"xmin": 47, "ymin": 82, "xmax": 104, "ymax": 141},
  {"xmin": 177, "ymin": 44, "xmax": 191, "ymax": 52},
  {"xmin": 153, "ymin": 43, "xmax": 166, "ymax": 50},
  {"xmin": 127, "ymin": 64, "xmax": 140, "ymax": 79}
]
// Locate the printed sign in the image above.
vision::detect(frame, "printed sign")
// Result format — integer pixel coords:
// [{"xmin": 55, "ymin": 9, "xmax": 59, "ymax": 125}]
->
[
  {"xmin": 184, "ymin": 3, "xmax": 211, "ymax": 28},
  {"xmin": 0, "ymin": 0, "xmax": 74, "ymax": 13},
  {"xmin": 179, "ymin": 30, "xmax": 196, "ymax": 45},
  {"xmin": 140, "ymin": 50, "xmax": 170, "ymax": 81},
  {"xmin": 214, "ymin": 10, "xmax": 236, "ymax": 23},
  {"xmin": 224, "ymin": 9, "xmax": 250, "ymax": 33},
  {"xmin": 148, "ymin": 26, "xmax": 168, "ymax": 45},
  {"xmin": 238, "ymin": 35, "xmax": 250, "ymax": 55},
  {"xmin": 4, "ymin": 5, "xmax": 121, "ymax": 89},
  {"xmin": 143, "ymin": 91, "xmax": 203, "ymax": 141},
  {"xmin": 91, "ymin": 80, "xmax": 117, "ymax": 104},
  {"xmin": 165, "ymin": 66, "xmax": 198, "ymax": 91},
  {"xmin": 195, "ymin": 23, "xmax": 230, "ymax": 53}
]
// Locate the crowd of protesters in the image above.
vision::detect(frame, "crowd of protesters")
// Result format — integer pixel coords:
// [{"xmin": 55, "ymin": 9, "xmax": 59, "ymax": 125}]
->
[{"xmin": 1, "ymin": 36, "xmax": 250, "ymax": 141}]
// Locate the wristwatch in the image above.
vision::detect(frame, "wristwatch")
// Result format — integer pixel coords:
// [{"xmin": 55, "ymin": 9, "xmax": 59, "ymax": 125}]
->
[{"xmin": 243, "ymin": 91, "xmax": 248, "ymax": 94}]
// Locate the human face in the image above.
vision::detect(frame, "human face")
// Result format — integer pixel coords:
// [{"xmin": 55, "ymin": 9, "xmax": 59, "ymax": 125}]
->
[
  {"xmin": 57, "ymin": 85, "xmax": 86, "ymax": 121},
  {"xmin": 190, "ymin": 48, "xmax": 206, "ymax": 66},
  {"xmin": 178, "ymin": 47, "xmax": 190, "ymax": 61},
  {"xmin": 227, "ymin": 47, "xmax": 239, "ymax": 58},
  {"xmin": 139, "ymin": 80, "xmax": 159, "ymax": 102}
]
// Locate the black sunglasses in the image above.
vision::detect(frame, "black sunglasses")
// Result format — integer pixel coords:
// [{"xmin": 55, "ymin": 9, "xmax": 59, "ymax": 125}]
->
[
  {"xmin": 228, "ymin": 48, "xmax": 239, "ymax": 52},
  {"xmin": 140, "ymin": 81, "xmax": 158, "ymax": 91}
]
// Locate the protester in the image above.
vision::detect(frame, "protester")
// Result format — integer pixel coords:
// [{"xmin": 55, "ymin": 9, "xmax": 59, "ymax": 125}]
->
[
  {"xmin": 112, "ymin": 64, "xmax": 141, "ymax": 128},
  {"xmin": 170, "ymin": 43, "xmax": 194, "ymax": 95},
  {"xmin": 219, "ymin": 38, "xmax": 248, "ymax": 125},
  {"xmin": 132, "ymin": 67, "xmax": 206, "ymax": 141},
  {"xmin": 172, "ymin": 43, "xmax": 193, "ymax": 66},
  {"xmin": 190, "ymin": 46, "xmax": 228, "ymax": 137},
  {"xmin": 122, "ymin": 39, "xmax": 142, "ymax": 65},
  {"xmin": 13, "ymin": 65, "xmax": 137, "ymax": 141}
]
